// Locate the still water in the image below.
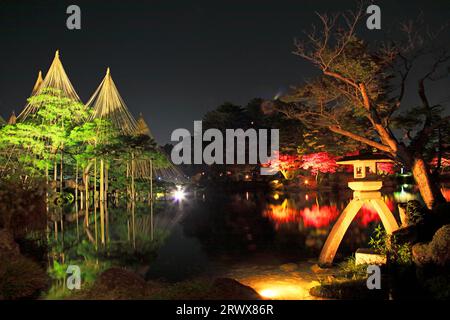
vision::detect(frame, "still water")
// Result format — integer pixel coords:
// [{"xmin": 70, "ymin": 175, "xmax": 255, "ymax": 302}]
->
[{"xmin": 45, "ymin": 186, "xmax": 421, "ymax": 296}]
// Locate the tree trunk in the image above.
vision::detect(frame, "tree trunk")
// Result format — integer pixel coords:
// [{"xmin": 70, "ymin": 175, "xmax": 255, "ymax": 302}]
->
[
  {"xmin": 411, "ymin": 156, "xmax": 446, "ymax": 210},
  {"xmin": 60, "ymin": 150, "xmax": 63, "ymax": 193},
  {"xmin": 100, "ymin": 158, "xmax": 105, "ymax": 244},
  {"xmin": 94, "ymin": 158, "xmax": 97, "ymax": 208},
  {"xmin": 84, "ymin": 164, "xmax": 90, "ymax": 227},
  {"xmin": 105, "ymin": 162, "xmax": 109, "ymax": 202},
  {"xmin": 394, "ymin": 145, "xmax": 445, "ymax": 210},
  {"xmin": 131, "ymin": 153, "xmax": 135, "ymax": 201}
]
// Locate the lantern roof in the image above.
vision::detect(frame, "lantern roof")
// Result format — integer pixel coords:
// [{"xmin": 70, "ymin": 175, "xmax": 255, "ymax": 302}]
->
[{"xmin": 337, "ymin": 153, "xmax": 394, "ymax": 165}]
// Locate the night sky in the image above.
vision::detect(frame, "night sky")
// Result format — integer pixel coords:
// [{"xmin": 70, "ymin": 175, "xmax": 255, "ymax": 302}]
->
[{"xmin": 0, "ymin": 0, "xmax": 449, "ymax": 143}]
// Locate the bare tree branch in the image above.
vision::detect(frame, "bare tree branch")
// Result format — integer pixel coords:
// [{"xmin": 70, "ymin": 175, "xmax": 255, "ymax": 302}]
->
[{"xmin": 329, "ymin": 125, "xmax": 392, "ymax": 152}]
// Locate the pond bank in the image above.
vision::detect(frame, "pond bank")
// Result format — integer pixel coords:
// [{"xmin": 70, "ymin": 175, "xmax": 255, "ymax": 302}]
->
[{"xmin": 66, "ymin": 260, "xmax": 337, "ymax": 300}]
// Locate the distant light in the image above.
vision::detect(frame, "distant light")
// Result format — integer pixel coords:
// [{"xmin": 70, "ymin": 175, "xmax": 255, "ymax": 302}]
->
[
  {"xmin": 273, "ymin": 193, "xmax": 280, "ymax": 200},
  {"xmin": 155, "ymin": 192, "xmax": 165, "ymax": 199},
  {"xmin": 305, "ymin": 194, "xmax": 309, "ymax": 201},
  {"xmin": 172, "ymin": 185, "xmax": 186, "ymax": 202},
  {"xmin": 245, "ymin": 174, "xmax": 250, "ymax": 179},
  {"xmin": 304, "ymin": 180, "xmax": 309, "ymax": 185}
]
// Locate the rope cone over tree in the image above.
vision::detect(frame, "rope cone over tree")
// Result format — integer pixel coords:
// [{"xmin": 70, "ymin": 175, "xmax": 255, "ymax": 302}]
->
[
  {"xmin": 18, "ymin": 50, "xmax": 81, "ymax": 121},
  {"xmin": 1, "ymin": 51, "xmax": 185, "ymax": 191},
  {"xmin": 86, "ymin": 67, "xmax": 138, "ymax": 136},
  {"xmin": 134, "ymin": 114, "xmax": 186, "ymax": 182},
  {"xmin": 86, "ymin": 68, "xmax": 185, "ymax": 182}
]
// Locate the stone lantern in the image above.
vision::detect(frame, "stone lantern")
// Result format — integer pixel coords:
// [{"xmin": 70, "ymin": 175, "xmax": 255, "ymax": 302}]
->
[{"xmin": 319, "ymin": 153, "xmax": 400, "ymax": 265}]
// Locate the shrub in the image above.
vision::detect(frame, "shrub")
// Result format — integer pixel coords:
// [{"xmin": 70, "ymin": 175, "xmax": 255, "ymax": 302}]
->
[
  {"xmin": 405, "ymin": 200, "xmax": 427, "ymax": 226},
  {"xmin": 0, "ymin": 179, "xmax": 47, "ymax": 238},
  {"xmin": 0, "ymin": 255, "xmax": 48, "ymax": 299},
  {"xmin": 369, "ymin": 225, "xmax": 412, "ymax": 266}
]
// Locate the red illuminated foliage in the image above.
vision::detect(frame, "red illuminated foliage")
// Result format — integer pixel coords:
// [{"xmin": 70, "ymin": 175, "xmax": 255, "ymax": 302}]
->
[
  {"xmin": 263, "ymin": 152, "xmax": 302, "ymax": 179},
  {"xmin": 430, "ymin": 157, "xmax": 450, "ymax": 169},
  {"xmin": 376, "ymin": 162, "xmax": 396, "ymax": 175},
  {"xmin": 300, "ymin": 152, "xmax": 338, "ymax": 176}
]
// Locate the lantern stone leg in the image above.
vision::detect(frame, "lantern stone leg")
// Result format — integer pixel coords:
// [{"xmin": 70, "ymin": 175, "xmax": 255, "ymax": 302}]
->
[
  {"xmin": 319, "ymin": 196, "xmax": 400, "ymax": 266},
  {"xmin": 369, "ymin": 199, "xmax": 399, "ymax": 234},
  {"xmin": 319, "ymin": 199, "xmax": 364, "ymax": 266}
]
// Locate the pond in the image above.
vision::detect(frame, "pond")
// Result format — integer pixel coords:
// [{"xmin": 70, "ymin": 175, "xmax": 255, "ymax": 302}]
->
[{"xmin": 44, "ymin": 185, "xmax": 421, "ymax": 298}]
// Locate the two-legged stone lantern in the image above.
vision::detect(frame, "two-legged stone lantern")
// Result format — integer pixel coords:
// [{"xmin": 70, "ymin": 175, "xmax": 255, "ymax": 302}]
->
[{"xmin": 319, "ymin": 154, "xmax": 400, "ymax": 266}]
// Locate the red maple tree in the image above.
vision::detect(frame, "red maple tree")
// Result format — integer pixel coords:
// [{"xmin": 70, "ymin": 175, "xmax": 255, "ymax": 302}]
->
[
  {"xmin": 263, "ymin": 152, "xmax": 302, "ymax": 179},
  {"xmin": 376, "ymin": 162, "xmax": 396, "ymax": 175},
  {"xmin": 300, "ymin": 152, "xmax": 338, "ymax": 180}
]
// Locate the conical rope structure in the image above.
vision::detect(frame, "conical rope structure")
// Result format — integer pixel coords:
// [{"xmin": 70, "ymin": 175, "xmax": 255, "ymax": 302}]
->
[
  {"xmin": 86, "ymin": 68, "xmax": 138, "ymax": 135},
  {"xmin": 18, "ymin": 50, "xmax": 81, "ymax": 120},
  {"xmin": 87, "ymin": 68, "xmax": 185, "ymax": 182},
  {"xmin": 16, "ymin": 52, "xmax": 186, "ymax": 183},
  {"xmin": 135, "ymin": 114, "xmax": 186, "ymax": 183},
  {"xmin": 31, "ymin": 70, "xmax": 44, "ymax": 96}
]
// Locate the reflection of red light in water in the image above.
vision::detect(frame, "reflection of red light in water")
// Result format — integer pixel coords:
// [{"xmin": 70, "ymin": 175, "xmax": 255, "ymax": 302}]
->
[
  {"xmin": 264, "ymin": 198, "xmax": 396, "ymax": 229},
  {"xmin": 263, "ymin": 200, "xmax": 340, "ymax": 229},
  {"xmin": 357, "ymin": 199, "xmax": 394, "ymax": 226},
  {"xmin": 300, "ymin": 205, "xmax": 340, "ymax": 228},
  {"xmin": 357, "ymin": 205, "xmax": 380, "ymax": 226}
]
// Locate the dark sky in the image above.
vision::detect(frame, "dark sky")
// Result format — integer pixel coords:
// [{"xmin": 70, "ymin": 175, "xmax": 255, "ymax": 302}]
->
[{"xmin": 0, "ymin": 0, "xmax": 449, "ymax": 143}]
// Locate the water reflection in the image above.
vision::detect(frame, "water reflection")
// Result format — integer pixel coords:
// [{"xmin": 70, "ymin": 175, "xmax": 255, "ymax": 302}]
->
[
  {"xmin": 45, "ymin": 199, "xmax": 182, "ymax": 298},
  {"xmin": 44, "ymin": 186, "xmax": 421, "ymax": 296},
  {"xmin": 393, "ymin": 184, "xmax": 420, "ymax": 203},
  {"xmin": 262, "ymin": 194, "xmax": 398, "ymax": 229}
]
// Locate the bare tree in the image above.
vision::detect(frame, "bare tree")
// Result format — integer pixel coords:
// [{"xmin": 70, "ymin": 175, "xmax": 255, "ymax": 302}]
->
[{"xmin": 271, "ymin": 3, "xmax": 449, "ymax": 209}]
